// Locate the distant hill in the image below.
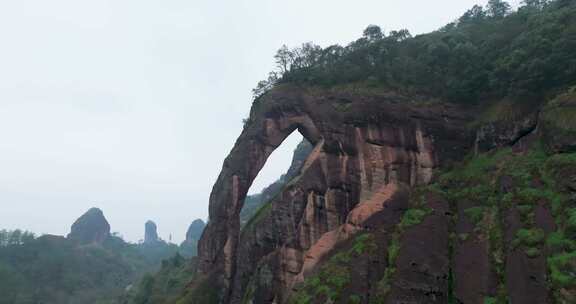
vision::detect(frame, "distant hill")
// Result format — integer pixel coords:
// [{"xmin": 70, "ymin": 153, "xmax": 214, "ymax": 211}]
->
[
  {"xmin": 179, "ymin": 219, "xmax": 206, "ymax": 257},
  {"xmin": 0, "ymin": 209, "xmax": 181, "ymax": 304}
]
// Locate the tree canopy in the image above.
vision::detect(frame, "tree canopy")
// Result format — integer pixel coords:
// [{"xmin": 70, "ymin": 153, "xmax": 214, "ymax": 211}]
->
[{"xmin": 254, "ymin": 0, "xmax": 576, "ymax": 106}]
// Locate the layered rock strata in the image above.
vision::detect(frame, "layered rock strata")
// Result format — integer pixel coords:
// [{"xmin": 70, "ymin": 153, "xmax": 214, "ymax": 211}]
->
[{"xmin": 195, "ymin": 86, "xmax": 474, "ymax": 303}]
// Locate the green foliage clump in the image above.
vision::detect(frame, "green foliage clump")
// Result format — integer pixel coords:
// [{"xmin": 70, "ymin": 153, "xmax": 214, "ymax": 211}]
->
[
  {"xmin": 352, "ymin": 233, "xmax": 377, "ymax": 255},
  {"xmin": 512, "ymin": 228, "xmax": 546, "ymax": 258},
  {"xmin": 290, "ymin": 262, "xmax": 350, "ymax": 303},
  {"xmin": 387, "ymin": 238, "xmax": 400, "ymax": 267},
  {"xmin": 372, "ymin": 235, "xmax": 401, "ymax": 301},
  {"xmin": 547, "ymin": 232, "xmax": 576, "ymax": 253},
  {"xmin": 514, "ymin": 228, "xmax": 546, "ymax": 247},
  {"xmin": 484, "ymin": 296, "xmax": 497, "ymax": 304},
  {"xmin": 399, "ymin": 208, "xmax": 432, "ymax": 229},
  {"xmin": 289, "ymin": 234, "xmax": 377, "ymax": 303},
  {"xmin": 548, "ymin": 252, "xmax": 576, "ymax": 288},
  {"xmin": 566, "ymin": 208, "xmax": 576, "ymax": 238},
  {"xmin": 525, "ymin": 247, "xmax": 541, "ymax": 258},
  {"xmin": 464, "ymin": 207, "xmax": 486, "ymax": 224},
  {"xmin": 0, "ymin": 230, "xmax": 36, "ymax": 247},
  {"xmin": 175, "ymin": 273, "xmax": 219, "ymax": 304},
  {"xmin": 127, "ymin": 253, "xmax": 196, "ymax": 304}
]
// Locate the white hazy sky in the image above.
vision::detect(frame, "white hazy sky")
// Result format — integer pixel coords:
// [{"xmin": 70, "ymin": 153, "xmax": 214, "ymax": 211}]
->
[{"xmin": 0, "ymin": 0, "xmax": 520, "ymax": 243}]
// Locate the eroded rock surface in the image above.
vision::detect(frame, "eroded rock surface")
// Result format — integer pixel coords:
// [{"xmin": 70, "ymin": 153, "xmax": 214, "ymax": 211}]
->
[{"xmin": 194, "ymin": 86, "xmax": 474, "ymax": 303}]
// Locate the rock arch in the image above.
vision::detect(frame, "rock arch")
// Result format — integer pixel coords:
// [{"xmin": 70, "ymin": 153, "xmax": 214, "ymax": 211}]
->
[
  {"xmin": 198, "ymin": 96, "xmax": 321, "ymax": 280},
  {"xmin": 196, "ymin": 86, "xmax": 473, "ymax": 303}
]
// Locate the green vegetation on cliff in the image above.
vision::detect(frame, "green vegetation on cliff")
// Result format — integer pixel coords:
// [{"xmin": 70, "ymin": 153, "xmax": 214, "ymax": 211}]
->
[
  {"xmin": 289, "ymin": 233, "xmax": 378, "ymax": 304},
  {"xmin": 289, "ymin": 140, "xmax": 576, "ymax": 303},
  {"xmin": 436, "ymin": 143, "xmax": 575, "ymax": 302},
  {"xmin": 256, "ymin": 0, "xmax": 576, "ymax": 105},
  {"xmin": 125, "ymin": 254, "xmax": 197, "ymax": 304}
]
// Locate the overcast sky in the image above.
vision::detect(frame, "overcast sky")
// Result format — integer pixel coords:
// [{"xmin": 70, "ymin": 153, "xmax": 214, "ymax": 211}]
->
[{"xmin": 0, "ymin": 0, "xmax": 521, "ymax": 243}]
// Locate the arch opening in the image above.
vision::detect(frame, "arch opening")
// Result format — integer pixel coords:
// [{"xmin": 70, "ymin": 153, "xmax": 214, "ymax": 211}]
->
[{"xmin": 240, "ymin": 131, "xmax": 312, "ymax": 226}]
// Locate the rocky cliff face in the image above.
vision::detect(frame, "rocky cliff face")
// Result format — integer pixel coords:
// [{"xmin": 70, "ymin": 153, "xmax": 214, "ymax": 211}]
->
[
  {"xmin": 67, "ymin": 207, "xmax": 111, "ymax": 245},
  {"xmin": 184, "ymin": 85, "xmax": 576, "ymax": 304},
  {"xmin": 192, "ymin": 86, "xmax": 475, "ymax": 303},
  {"xmin": 144, "ymin": 220, "xmax": 159, "ymax": 244}
]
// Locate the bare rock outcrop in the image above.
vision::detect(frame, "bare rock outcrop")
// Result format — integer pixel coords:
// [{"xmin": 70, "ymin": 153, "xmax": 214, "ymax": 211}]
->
[
  {"xmin": 67, "ymin": 207, "xmax": 111, "ymax": 245},
  {"xmin": 144, "ymin": 220, "xmax": 159, "ymax": 244},
  {"xmin": 180, "ymin": 219, "xmax": 206, "ymax": 257}
]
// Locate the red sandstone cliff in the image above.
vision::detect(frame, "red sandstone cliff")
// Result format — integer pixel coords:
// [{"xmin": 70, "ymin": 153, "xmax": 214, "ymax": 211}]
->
[{"xmin": 193, "ymin": 86, "xmax": 475, "ymax": 303}]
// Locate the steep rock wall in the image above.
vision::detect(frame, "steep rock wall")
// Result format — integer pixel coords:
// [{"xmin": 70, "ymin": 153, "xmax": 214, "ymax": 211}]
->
[{"xmin": 195, "ymin": 86, "xmax": 474, "ymax": 303}]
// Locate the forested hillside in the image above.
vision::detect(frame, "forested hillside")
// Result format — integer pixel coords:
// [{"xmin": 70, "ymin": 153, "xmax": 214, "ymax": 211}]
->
[
  {"xmin": 0, "ymin": 210, "xmax": 185, "ymax": 304},
  {"xmin": 0, "ymin": 232, "xmax": 145, "ymax": 304},
  {"xmin": 254, "ymin": 0, "xmax": 575, "ymax": 105}
]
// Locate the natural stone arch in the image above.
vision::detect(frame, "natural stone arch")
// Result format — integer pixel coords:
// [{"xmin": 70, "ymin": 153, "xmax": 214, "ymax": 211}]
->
[
  {"xmin": 195, "ymin": 86, "xmax": 474, "ymax": 303},
  {"xmin": 198, "ymin": 90, "xmax": 322, "ymax": 285}
]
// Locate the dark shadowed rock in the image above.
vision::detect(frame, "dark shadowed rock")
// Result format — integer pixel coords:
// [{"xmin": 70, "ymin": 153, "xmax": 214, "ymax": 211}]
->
[
  {"xmin": 386, "ymin": 192, "xmax": 451, "ymax": 303},
  {"xmin": 67, "ymin": 207, "xmax": 110, "ymax": 245},
  {"xmin": 144, "ymin": 220, "xmax": 159, "ymax": 244}
]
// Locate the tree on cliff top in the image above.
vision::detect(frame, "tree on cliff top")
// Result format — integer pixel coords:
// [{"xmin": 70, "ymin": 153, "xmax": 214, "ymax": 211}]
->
[
  {"xmin": 487, "ymin": 0, "xmax": 512, "ymax": 17},
  {"xmin": 253, "ymin": 0, "xmax": 576, "ymax": 106}
]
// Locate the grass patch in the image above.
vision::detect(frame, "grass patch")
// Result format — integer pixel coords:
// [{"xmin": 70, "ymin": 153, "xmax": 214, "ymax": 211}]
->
[
  {"xmin": 525, "ymin": 247, "xmax": 541, "ymax": 258},
  {"xmin": 399, "ymin": 208, "xmax": 432, "ymax": 229},
  {"xmin": 548, "ymin": 252, "xmax": 576, "ymax": 288},
  {"xmin": 351, "ymin": 233, "xmax": 376, "ymax": 255},
  {"xmin": 464, "ymin": 207, "xmax": 485, "ymax": 225}
]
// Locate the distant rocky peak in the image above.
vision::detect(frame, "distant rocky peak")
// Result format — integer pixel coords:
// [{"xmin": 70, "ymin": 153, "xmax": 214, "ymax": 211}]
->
[
  {"xmin": 185, "ymin": 219, "xmax": 206, "ymax": 242},
  {"xmin": 67, "ymin": 207, "xmax": 111, "ymax": 245},
  {"xmin": 144, "ymin": 220, "xmax": 159, "ymax": 243}
]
